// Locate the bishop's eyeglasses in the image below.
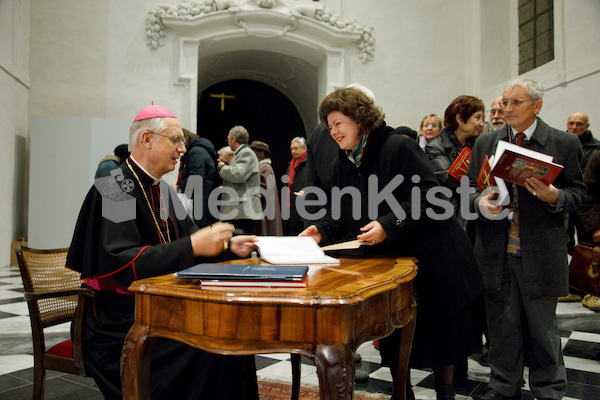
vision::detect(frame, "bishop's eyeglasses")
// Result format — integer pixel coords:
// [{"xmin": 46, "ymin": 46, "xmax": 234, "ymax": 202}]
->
[{"xmin": 149, "ymin": 131, "xmax": 186, "ymax": 146}]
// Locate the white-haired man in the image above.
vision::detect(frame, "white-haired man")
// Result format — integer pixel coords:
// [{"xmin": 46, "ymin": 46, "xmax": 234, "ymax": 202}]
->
[
  {"xmin": 67, "ymin": 104, "xmax": 259, "ymax": 400},
  {"xmin": 467, "ymin": 79, "xmax": 585, "ymax": 400},
  {"xmin": 283, "ymin": 136, "xmax": 308, "ymax": 235},
  {"xmin": 218, "ymin": 125, "xmax": 263, "ymax": 234}
]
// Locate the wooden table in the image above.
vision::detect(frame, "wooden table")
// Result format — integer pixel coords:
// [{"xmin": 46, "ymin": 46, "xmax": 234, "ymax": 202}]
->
[{"xmin": 120, "ymin": 255, "xmax": 417, "ymax": 400}]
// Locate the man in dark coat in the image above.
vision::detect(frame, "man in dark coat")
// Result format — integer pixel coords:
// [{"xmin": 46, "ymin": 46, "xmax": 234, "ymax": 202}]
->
[
  {"xmin": 283, "ymin": 136, "xmax": 308, "ymax": 235},
  {"xmin": 178, "ymin": 129, "xmax": 218, "ymax": 228},
  {"xmin": 467, "ymin": 79, "xmax": 586, "ymax": 400},
  {"xmin": 66, "ymin": 104, "xmax": 259, "ymax": 400},
  {"xmin": 566, "ymin": 112, "xmax": 599, "ymax": 254}
]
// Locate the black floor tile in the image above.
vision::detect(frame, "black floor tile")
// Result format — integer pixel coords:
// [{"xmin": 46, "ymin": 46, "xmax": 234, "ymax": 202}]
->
[
  {"xmin": 355, "ymin": 360, "xmax": 382, "ymax": 375},
  {"xmin": 563, "ymin": 339, "xmax": 600, "ymax": 361},
  {"xmin": 0, "ymin": 297, "xmax": 24, "ymax": 306},
  {"xmin": 565, "ymin": 380, "xmax": 600, "ymax": 400},
  {"xmin": 354, "ymin": 377, "xmax": 393, "ymax": 395},
  {"xmin": 254, "ymin": 355, "xmax": 282, "ymax": 370},
  {"xmin": 0, "ymin": 311, "xmax": 19, "ymax": 319},
  {"xmin": 0, "ymin": 373, "xmax": 31, "ymax": 394},
  {"xmin": 1, "ymin": 375, "xmax": 103, "ymax": 400},
  {"xmin": 567, "ymin": 368, "xmax": 600, "ymax": 386}
]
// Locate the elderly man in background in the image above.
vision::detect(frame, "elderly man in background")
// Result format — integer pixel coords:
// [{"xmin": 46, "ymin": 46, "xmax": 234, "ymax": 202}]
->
[
  {"xmin": 218, "ymin": 125, "xmax": 263, "ymax": 234},
  {"xmin": 283, "ymin": 136, "xmax": 308, "ymax": 235},
  {"xmin": 565, "ymin": 111, "xmax": 599, "ymax": 253},
  {"xmin": 483, "ymin": 96, "xmax": 506, "ymax": 133},
  {"xmin": 566, "ymin": 111, "xmax": 599, "ymax": 253},
  {"xmin": 467, "ymin": 79, "xmax": 585, "ymax": 400},
  {"xmin": 66, "ymin": 104, "xmax": 259, "ymax": 399}
]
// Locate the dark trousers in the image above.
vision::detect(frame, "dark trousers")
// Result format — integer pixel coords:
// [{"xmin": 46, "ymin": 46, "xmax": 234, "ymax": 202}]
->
[{"xmin": 484, "ymin": 255, "xmax": 567, "ymax": 399}]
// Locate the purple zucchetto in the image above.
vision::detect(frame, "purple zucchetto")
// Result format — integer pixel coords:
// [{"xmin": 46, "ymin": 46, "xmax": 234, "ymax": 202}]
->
[{"xmin": 133, "ymin": 104, "xmax": 176, "ymax": 122}]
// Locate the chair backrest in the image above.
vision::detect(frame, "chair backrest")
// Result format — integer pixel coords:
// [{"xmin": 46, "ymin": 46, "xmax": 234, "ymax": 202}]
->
[{"xmin": 16, "ymin": 246, "xmax": 81, "ymax": 329}]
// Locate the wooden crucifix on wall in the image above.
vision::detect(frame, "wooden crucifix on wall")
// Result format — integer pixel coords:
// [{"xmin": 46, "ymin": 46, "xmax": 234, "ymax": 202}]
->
[{"xmin": 210, "ymin": 92, "xmax": 236, "ymax": 111}]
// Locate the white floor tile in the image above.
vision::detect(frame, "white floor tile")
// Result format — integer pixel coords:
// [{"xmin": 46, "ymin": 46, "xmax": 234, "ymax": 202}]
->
[
  {"xmin": 564, "ymin": 354, "xmax": 600, "ymax": 373},
  {"xmin": 0, "ymin": 291, "xmax": 24, "ymax": 301},
  {"xmin": 569, "ymin": 330, "xmax": 600, "ymax": 343},
  {"xmin": 0, "ymin": 301, "xmax": 29, "ymax": 316},
  {"xmin": 0, "ymin": 354, "xmax": 34, "ymax": 373}
]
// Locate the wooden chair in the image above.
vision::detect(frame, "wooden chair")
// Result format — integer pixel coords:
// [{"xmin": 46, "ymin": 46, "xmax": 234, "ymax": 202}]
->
[{"xmin": 15, "ymin": 246, "xmax": 95, "ymax": 400}]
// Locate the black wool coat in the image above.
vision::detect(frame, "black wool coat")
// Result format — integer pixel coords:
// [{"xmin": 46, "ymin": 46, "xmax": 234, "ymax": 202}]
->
[{"xmin": 315, "ymin": 123, "xmax": 482, "ymax": 326}]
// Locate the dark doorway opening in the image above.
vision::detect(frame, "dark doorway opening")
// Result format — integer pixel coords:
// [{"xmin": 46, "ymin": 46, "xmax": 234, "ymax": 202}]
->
[{"xmin": 197, "ymin": 79, "xmax": 307, "ymax": 184}]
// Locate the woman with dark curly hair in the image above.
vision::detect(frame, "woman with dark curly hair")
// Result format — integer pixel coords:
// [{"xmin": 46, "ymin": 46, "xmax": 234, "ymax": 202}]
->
[{"xmin": 300, "ymin": 87, "xmax": 482, "ymax": 400}]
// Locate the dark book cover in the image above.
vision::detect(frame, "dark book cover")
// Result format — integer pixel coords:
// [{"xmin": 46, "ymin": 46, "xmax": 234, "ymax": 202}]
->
[
  {"xmin": 175, "ymin": 263, "xmax": 309, "ymax": 281},
  {"xmin": 200, "ymin": 275, "xmax": 308, "ymax": 288}
]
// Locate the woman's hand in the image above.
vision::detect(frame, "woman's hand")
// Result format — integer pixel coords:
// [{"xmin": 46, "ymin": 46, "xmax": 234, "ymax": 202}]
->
[
  {"xmin": 299, "ymin": 225, "xmax": 322, "ymax": 244},
  {"xmin": 190, "ymin": 222, "xmax": 234, "ymax": 257},
  {"xmin": 357, "ymin": 220, "xmax": 387, "ymax": 244},
  {"xmin": 229, "ymin": 235, "xmax": 258, "ymax": 258}
]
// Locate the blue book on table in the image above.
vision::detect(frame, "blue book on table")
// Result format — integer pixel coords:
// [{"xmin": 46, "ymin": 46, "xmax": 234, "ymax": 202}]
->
[{"xmin": 175, "ymin": 263, "xmax": 309, "ymax": 281}]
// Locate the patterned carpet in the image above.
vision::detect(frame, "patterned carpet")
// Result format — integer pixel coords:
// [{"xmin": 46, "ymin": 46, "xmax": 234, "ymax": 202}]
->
[{"xmin": 258, "ymin": 379, "xmax": 388, "ymax": 399}]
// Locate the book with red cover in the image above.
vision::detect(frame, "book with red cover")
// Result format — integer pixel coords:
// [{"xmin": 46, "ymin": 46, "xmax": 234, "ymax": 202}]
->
[
  {"xmin": 199, "ymin": 275, "xmax": 308, "ymax": 288},
  {"xmin": 447, "ymin": 147, "xmax": 472, "ymax": 180},
  {"xmin": 477, "ymin": 154, "xmax": 497, "ymax": 192},
  {"xmin": 491, "ymin": 144, "xmax": 563, "ymax": 186}
]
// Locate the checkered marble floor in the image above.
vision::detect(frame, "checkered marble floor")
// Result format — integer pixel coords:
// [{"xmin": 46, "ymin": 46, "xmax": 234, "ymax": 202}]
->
[{"xmin": 1, "ymin": 264, "xmax": 599, "ymax": 399}]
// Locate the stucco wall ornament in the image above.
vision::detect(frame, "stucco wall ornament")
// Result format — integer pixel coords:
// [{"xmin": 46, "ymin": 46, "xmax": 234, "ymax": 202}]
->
[{"xmin": 145, "ymin": 0, "xmax": 375, "ymax": 63}]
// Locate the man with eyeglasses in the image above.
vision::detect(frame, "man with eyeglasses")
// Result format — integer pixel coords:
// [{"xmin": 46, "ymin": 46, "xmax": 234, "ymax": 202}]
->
[
  {"xmin": 217, "ymin": 125, "xmax": 263, "ymax": 234},
  {"xmin": 467, "ymin": 79, "xmax": 585, "ymax": 400},
  {"xmin": 66, "ymin": 104, "xmax": 260, "ymax": 400}
]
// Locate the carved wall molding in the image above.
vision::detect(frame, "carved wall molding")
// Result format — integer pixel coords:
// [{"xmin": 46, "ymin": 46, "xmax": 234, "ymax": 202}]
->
[
  {"xmin": 145, "ymin": 0, "xmax": 375, "ymax": 63},
  {"xmin": 205, "ymin": 52, "xmax": 297, "ymax": 87}
]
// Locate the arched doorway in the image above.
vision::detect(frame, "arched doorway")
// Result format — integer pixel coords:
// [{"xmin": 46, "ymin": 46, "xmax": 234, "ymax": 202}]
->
[{"xmin": 197, "ymin": 79, "xmax": 306, "ymax": 181}]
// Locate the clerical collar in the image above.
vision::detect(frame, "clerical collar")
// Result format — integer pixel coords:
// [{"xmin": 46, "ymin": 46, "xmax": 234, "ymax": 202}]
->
[
  {"xmin": 129, "ymin": 155, "xmax": 161, "ymax": 185},
  {"xmin": 234, "ymin": 143, "xmax": 248, "ymax": 154},
  {"xmin": 510, "ymin": 119, "xmax": 538, "ymax": 142}
]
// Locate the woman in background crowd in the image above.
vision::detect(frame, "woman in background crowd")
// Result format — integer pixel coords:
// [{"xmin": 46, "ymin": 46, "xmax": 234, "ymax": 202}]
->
[{"xmin": 417, "ymin": 113, "xmax": 443, "ymax": 150}]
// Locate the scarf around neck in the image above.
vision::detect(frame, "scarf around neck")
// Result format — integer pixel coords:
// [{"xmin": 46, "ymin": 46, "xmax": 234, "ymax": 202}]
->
[
  {"xmin": 346, "ymin": 133, "xmax": 369, "ymax": 166},
  {"xmin": 287, "ymin": 152, "xmax": 307, "ymax": 190}
]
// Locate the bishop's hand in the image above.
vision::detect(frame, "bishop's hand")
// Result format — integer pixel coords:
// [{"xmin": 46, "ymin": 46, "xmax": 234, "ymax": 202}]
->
[{"xmin": 190, "ymin": 222, "xmax": 234, "ymax": 257}]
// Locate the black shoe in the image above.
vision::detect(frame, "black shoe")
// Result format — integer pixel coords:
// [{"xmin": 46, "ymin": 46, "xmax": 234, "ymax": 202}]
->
[
  {"xmin": 435, "ymin": 384, "xmax": 455, "ymax": 400},
  {"xmin": 354, "ymin": 369, "xmax": 369, "ymax": 382},
  {"xmin": 473, "ymin": 388, "xmax": 521, "ymax": 400},
  {"xmin": 354, "ymin": 352, "xmax": 362, "ymax": 363}
]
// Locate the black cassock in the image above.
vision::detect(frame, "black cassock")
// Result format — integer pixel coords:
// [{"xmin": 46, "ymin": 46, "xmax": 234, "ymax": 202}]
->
[{"xmin": 67, "ymin": 158, "xmax": 259, "ymax": 400}]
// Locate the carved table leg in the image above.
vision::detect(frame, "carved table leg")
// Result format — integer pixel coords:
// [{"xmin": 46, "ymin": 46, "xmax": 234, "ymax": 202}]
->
[
  {"xmin": 121, "ymin": 324, "xmax": 157, "ymax": 400},
  {"xmin": 290, "ymin": 353, "xmax": 301, "ymax": 400},
  {"xmin": 395, "ymin": 298, "xmax": 417, "ymax": 400},
  {"xmin": 314, "ymin": 344, "xmax": 354, "ymax": 400}
]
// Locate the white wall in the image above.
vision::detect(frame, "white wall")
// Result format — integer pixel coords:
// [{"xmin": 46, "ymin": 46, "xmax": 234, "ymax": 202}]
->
[
  {"xmin": 3, "ymin": 0, "xmax": 598, "ymax": 254},
  {"xmin": 28, "ymin": 116, "xmax": 130, "ymax": 249},
  {"xmin": 1, "ymin": 0, "xmax": 30, "ymax": 266}
]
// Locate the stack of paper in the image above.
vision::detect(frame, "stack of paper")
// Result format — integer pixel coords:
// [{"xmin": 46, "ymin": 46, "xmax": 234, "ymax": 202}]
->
[{"xmin": 255, "ymin": 236, "xmax": 340, "ymax": 265}]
